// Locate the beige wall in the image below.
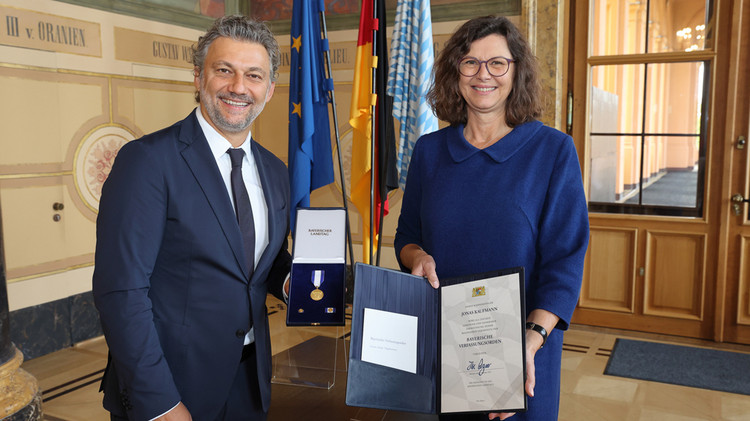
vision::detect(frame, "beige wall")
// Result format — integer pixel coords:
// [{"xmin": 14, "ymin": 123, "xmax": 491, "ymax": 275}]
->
[
  {"xmin": 1, "ymin": 0, "xmax": 563, "ymax": 312},
  {"xmin": 1, "ymin": 0, "xmax": 201, "ymax": 310}
]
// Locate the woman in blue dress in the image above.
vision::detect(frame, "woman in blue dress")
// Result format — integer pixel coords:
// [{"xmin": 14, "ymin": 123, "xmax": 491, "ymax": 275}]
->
[{"xmin": 394, "ymin": 16, "xmax": 589, "ymax": 421}]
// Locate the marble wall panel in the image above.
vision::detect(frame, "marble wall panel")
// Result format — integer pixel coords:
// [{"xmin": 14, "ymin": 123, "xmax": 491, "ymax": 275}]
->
[
  {"xmin": 10, "ymin": 298, "xmax": 71, "ymax": 360},
  {"xmin": 9, "ymin": 291, "xmax": 102, "ymax": 360}
]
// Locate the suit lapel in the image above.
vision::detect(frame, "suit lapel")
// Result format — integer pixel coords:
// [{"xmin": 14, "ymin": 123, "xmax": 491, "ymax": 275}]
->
[{"xmin": 178, "ymin": 112, "xmax": 250, "ymax": 279}]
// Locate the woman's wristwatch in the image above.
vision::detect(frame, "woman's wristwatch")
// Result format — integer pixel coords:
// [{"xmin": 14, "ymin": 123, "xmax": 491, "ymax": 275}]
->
[{"xmin": 525, "ymin": 322, "xmax": 548, "ymax": 348}]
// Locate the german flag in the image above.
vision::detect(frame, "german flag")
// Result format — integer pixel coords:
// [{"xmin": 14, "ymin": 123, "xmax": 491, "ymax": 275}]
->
[{"xmin": 350, "ymin": 0, "xmax": 397, "ymax": 264}]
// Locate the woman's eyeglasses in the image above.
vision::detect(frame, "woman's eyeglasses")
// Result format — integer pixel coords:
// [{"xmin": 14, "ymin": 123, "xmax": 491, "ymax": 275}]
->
[{"xmin": 458, "ymin": 56, "xmax": 514, "ymax": 77}]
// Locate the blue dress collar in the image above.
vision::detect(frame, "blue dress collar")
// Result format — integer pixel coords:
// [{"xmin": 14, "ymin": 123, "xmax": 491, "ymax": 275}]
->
[{"xmin": 447, "ymin": 120, "xmax": 543, "ymax": 163}]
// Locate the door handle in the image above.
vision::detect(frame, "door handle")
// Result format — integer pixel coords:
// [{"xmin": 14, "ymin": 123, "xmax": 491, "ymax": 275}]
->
[{"xmin": 732, "ymin": 194, "xmax": 750, "ymax": 215}]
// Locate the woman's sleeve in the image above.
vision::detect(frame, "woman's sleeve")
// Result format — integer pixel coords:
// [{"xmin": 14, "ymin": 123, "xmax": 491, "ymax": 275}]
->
[
  {"xmin": 533, "ymin": 136, "xmax": 590, "ymax": 330},
  {"xmin": 394, "ymin": 138, "xmax": 425, "ymax": 271}
]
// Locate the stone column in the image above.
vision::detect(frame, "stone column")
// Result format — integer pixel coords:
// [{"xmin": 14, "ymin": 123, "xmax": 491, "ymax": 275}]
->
[
  {"xmin": 522, "ymin": 0, "xmax": 567, "ymax": 130},
  {"xmin": 0, "ymin": 204, "xmax": 42, "ymax": 420}
]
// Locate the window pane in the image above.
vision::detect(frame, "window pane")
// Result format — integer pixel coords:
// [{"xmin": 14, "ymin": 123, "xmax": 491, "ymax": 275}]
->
[
  {"xmin": 624, "ymin": 137, "xmax": 699, "ymax": 207},
  {"xmin": 591, "ymin": 0, "xmax": 647, "ymax": 55},
  {"xmin": 591, "ymin": 0, "xmax": 710, "ymax": 56},
  {"xmin": 589, "ymin": 135, "xmax": 641, "ymax": 203},
  {"xmin": 645, "ymin": 62, "xmax": 705, "ymax": 134},
  {"xmin": 591, "ymin": 64, "xmax": 645, "ymax": 134},
  {"xmin": 648, "ymin": 0, "xmax": 710, "ymax": 53},
  {"xmin": 590, "ymin": 136, "xmax": 700, "ymax": 208}
]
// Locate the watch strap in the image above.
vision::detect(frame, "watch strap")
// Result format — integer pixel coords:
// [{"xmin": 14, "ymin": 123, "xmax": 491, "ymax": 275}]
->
[{"xmin": 525, "ymin": 322, "xmax": 548, "ymax": 348}]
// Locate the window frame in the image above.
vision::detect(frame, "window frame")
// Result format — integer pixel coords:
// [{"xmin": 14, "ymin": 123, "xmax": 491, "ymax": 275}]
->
[{"xmin": 585, "ymin": 0, "xmax": 716, "ymax": 217}]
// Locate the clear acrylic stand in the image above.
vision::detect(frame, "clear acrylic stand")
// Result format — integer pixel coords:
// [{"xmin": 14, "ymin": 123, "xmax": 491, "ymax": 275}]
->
[
  {"xmin": 350, "ymin": 408, "xmax": 389, "ymax": 421},
  {"xmin": 271, "ymin": 326, "xmax": 346, "ymax": 390}
]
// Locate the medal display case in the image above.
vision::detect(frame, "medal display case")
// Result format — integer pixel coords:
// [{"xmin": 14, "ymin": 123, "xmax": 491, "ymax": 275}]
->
[
  {"xmin": 274, "ymin": 208, "xmax": 347, "ymax": 391},
  {"xmin": 286, "ymin": 207, "xmax": 347, "ymax": 326}
]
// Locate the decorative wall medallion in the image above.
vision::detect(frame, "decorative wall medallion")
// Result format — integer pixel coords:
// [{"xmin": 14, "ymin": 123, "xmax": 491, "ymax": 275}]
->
[{"xmin": 73, "ymin": 125, "xmax": 134, "ymax": 212}]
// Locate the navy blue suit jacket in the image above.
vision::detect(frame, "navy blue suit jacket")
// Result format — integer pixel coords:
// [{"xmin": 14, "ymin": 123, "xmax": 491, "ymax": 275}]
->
[{"xmin": 93, "ymin": 110, "xmax": 291, "ymax": 421}]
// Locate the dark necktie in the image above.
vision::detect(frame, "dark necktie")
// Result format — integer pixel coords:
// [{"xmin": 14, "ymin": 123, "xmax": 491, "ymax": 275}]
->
[{"xmin": 227, "ymin": 148, "xmax": 256, "ymax": 278}]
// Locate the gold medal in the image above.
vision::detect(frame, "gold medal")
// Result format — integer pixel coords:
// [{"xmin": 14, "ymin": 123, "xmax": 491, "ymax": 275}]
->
[
  {"xmin": 310, "ymin": 270, "xmax": 325, "ymax": 301},
  {"xmin": 310, "ymin": 288, "xmax": 324, "ymax": 301}
]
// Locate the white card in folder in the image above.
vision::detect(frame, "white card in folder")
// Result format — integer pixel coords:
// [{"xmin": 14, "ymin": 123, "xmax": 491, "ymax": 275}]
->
[{"xmin": 361, "ymin": 308, "xmax": 418, "ymax": 374}]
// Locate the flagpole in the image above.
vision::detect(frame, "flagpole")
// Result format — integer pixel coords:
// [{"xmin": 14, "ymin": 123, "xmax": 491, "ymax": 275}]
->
[
  {"xmin": 374, "ymin": 0, "xmax": 384, "ymax": 267},
  {"xmin": 376, "ymin": 196, "xmax": 385, "ymax": 265},
  {"xmin": 369, "ymin": 0, "xmax": 378, "ymax": 265},
  {"xmin": 318, "ymin": 7, "xmax": 355, "ymax": 271},
  {"xmin": 376, "ymin": 193, "xmax": 387, "ymax": 265}
]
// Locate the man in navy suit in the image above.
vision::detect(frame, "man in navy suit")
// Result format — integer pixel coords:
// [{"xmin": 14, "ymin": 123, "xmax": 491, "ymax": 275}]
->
[{"xmin": 93, "ymin": 15, "xmax": 290, "ymax": 421}]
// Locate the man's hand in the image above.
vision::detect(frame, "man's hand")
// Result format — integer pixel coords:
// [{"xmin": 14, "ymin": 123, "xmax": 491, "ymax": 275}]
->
[{"xmin": 155, "ymin": 402, "xmax": 192, "ymax": 421}]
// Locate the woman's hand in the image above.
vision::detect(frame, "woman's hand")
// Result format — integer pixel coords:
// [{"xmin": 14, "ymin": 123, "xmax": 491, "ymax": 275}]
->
[
  {"xmin": 411, "ymin": 253, "xmax": 439, "ymax": 289},
  {"xmin": 488, "ymin": 411, "xmax": 518, "ymax": 420},
  {"xmin": 488, "ymin": 309, "xmax": 557, "ymax": 420},
  {"xmin": 487, "ymin": 333, "xmax": 541, "ymax": 420},
  {"xmin": 399, "ymin": 244, "xmax": 439, "ymax": 288}
]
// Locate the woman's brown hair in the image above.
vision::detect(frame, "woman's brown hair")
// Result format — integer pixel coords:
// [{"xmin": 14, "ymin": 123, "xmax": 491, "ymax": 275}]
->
[{"xmin": 426, "ymin": 16, "xmax": 543, "ymax": 126}]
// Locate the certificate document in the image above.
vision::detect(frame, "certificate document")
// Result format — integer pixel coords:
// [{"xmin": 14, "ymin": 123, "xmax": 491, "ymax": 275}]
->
[{"xmin": 440, "ymin": 272, "xmax": 526, "ymax": 413}]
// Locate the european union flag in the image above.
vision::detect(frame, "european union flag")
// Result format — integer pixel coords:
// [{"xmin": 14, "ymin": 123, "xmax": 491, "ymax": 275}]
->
[{"xmin": 289, "ymin": 0, "xmax": 334, "ymax": 234}]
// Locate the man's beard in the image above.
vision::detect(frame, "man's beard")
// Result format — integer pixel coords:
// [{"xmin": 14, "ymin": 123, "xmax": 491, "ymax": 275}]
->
[{"xmin": 200, "ymin": 85, "xmax": 267, "ymax": 134}]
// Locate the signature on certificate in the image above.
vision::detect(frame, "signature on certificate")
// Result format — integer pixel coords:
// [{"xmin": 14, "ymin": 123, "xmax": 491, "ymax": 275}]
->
[{"xmin": 466, "ymin": 358, "xmax": 492, "ymax": 376}]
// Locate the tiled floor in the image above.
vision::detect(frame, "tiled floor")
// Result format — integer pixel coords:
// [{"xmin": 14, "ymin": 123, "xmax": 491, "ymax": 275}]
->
[{"xmin": 19, "ymin": 296, "xmax": 750, "ymax": 420}]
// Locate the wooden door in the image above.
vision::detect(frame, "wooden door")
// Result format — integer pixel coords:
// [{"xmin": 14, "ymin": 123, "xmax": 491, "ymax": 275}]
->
[
  {"xmin": 721, "ymin": 0, "xmax": 750, "ymax": 344},
  {"xmin": 566, "ymin": 0, "xmax": 742, "ymax": 341}
]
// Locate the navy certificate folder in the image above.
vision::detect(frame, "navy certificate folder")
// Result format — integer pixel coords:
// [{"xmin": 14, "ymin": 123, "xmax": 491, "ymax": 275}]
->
[
  {"xmin": 346, "ymin": 263, "xmax": 438, "ymax": 413},
  {"xmin": 346, "ymin": 263, "xmax": 527, "ymax": 414}
]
